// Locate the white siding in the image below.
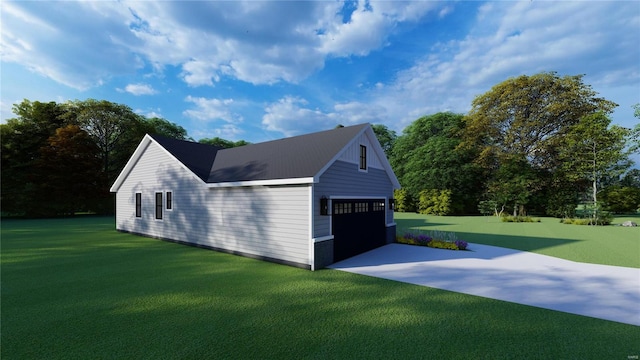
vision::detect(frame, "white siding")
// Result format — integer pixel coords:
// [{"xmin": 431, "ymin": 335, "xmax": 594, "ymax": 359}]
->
[
  {"xmin": 115, "ymin": 141, "xmax": 311, "ymax": 266},
  {"xmin": 337, "ymin": 131, "xmax": 384, "ymax": 169}
]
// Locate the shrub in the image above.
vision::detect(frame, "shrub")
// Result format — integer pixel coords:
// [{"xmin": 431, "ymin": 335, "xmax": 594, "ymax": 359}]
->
[
  {"xmin": 560, "ymin": 216, "xmax": 612, "ymax": 226},
  {"xmin": 477, "ymin": 200, "xmax": 498, "ymax": 216},
  {"xmin": 601, "ymin": 186, "xmax": 640, "ymax": 214},
  {"xmin": 394, "ymin": 188, "xmax": 416, "ymax": 212},
  {"xmin": 501, "ymin": 215, "xmax": 540, "ymax": 223},
  {"xmin": 418, "ymin": 189, "xmax": 452, "ymax": 216},
  {"xmin": 396, "ymin": 230, "xmax": 468, "ymax": 250}
]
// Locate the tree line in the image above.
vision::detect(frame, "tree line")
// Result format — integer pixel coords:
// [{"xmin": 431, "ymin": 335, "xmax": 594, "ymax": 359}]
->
[
  {"xmin": 381, "ymin": 72, "xmax": 640, "ymax": 219},
  {"xmin": 2, "ymin": 72, "xmax": 638, "ymax": 219},
  {"xmin": 1, "ymin": 99, "xmax": 248, "ymax": 217}
]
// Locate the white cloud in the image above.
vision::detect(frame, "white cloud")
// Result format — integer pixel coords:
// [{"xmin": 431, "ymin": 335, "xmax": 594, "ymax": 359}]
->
[
  {"xmin": 192, "ymin": 124, "xmax": 245, "ymax": 141},
  {"xmin": 122, "ymin": 83, "xmax": 157, "ymax": 95},
  {"xmin": 1, "ymin": 1, "xmax": 142, "ymax": 90},
  {"xmin": 262, "ymin": 96, "xmax": 337, "ymax": 136},
  {"xmin": 183, "ymin": 96, "xmax": 241, "ymax": 123},
  {"xmin": 262, "ymin": 96, "xmax": 388, "ymax": 136},
  {"xmin": 365, "ymin": 1, "xmax": 640, "ymax": 132},
  {"xmin": 1, "ymin": 1, "xmax": 441, "ymax": 89}
]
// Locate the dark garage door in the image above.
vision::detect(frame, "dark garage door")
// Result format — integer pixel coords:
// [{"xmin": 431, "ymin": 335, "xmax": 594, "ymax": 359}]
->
[{"xmin": 332, "ymin": 199, "xmax": 386, "ymax": 262}]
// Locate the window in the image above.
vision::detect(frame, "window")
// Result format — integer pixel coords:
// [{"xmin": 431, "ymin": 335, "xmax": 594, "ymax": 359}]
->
[
  {"xmin": 135, "ymin": 193, "xmax": 142, "ymax": 218},
  {"xmin": 373, "ymin": 201, "xmax": 385, "ymax": 212},
  {"xmin": 359, "ymin": 145, "xmax": 367, "ymax": 170},
  {"xmin": 355, "ymin": 202, "xmax": 369, "ymax": 213},
  {"xmin": 155, "ymin": 192, "xmax": 163, "ymax": 220},
  {"xmin": 334, "ymin": 202, "xmax": 352, "ymax": 215},
  {"xmin": 166, "ymin": 191, "xmax": 172, "ymax": 210}
]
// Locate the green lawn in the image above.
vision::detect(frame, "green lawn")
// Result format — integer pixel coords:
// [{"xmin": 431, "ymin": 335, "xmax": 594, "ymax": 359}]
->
[
  {"xmin": 396, "ymin": 213, "xmax": 640, "ymax": 268},
  {"xmin": 2, "ymin": 217, "xmax": 639, "ymax": 359}
]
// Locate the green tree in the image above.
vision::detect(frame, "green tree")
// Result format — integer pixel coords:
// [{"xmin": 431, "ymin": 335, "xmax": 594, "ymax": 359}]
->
[
  {"xmin": 601, "ymin": 186, "xmax": 640, "ymax": 213},
  {"xmin": 198, "ymin": 137, "xmax": 250, "ymax": 148},
  {"xmin": 37, "ymin": 125, "xmax": 104, "ymax": 216},
  {"xmin": 64, "ymin": 99, "xmax": 140, "ymax": 183},
  {"xmin": 1, "ymin": 100, "xmax": 69, "ymax": 215},
  {"xmin": 393, "ymin": 188, "xmax": 416, "ymax": 212},
  {"xmin": 371, "ymin": 124, "xmax": 397, "ymax": 158},
  {"xmin": 485, "ymin": 155, "xmax": 539, "ymax": 216},
  {"xmin": 461, "ymin": 72, "xmax": 618, "ymax": 215},
  {"xmin": 418, "ymin": 189, "xmax": 452, "ymax": 216},
  {"xmin": 392, "ymin": 113, "xmax": 482, "ymax": 214},
  {"xmin": 561, "ymin": 112, "xmax": 631, "ymax": 222},
  {"xmin": 629, "ymin": 103, "xmax": 640, "ymax": 154}
]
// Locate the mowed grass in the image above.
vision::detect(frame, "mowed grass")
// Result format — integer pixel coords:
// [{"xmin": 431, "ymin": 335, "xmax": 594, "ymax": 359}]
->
[
  {"xmin": 396, "ymin": 213, "xmax": 640, "ymax": 268},
  {"xmin": 2, "ymin": 217, "xmax": 639, "ymax": 359}
]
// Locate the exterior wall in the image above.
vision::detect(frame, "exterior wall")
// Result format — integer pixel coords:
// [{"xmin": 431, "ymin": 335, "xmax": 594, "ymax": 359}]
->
[
  {"xmin": 115, "ymin": 141, "xmax": 311, "ymax": 268},
  {"xmin": 313, "ymin": 160, "xmax": 395, "ymax": 239},
  {"xmin": 337, "ymin": 131, "xmax": 386, "ymax": 170}
]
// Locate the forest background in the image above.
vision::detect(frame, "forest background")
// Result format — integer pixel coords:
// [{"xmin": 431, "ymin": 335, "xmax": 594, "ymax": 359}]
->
[{"xmin": 2, "ymin": 72, "xmax": 639, "ymax": 219}]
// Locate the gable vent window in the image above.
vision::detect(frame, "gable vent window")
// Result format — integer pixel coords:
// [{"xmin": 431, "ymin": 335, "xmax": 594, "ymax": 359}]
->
[
  {"xmin": 155, "ymin": 192, "xmax": 163, "ymax": 220},
  {"xmin": 166, "ymin": 191, "xmax": 172, "ymax": 210},
  {"xmin": 135, "ymin": 193, "xmax": 142, "ymax": 218},
  {"xmin": 359, "ymin": 145, "xmax": 367, "ymax": 170}
]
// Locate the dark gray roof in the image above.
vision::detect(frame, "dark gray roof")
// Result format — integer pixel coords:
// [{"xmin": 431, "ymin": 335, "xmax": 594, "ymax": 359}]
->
[
  {"xmin": 152, "ymin": 124, "xmax": 369, "ymax": 183},
  {"xmin": 149, "ymin": 134, "xmax": 223, "ymax": 181}
]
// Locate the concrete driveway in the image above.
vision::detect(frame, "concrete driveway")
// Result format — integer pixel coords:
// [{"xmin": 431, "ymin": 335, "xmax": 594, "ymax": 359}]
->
[{"xmin": 328, "ymin": 243, "xmax": 640, "ymax": 326}]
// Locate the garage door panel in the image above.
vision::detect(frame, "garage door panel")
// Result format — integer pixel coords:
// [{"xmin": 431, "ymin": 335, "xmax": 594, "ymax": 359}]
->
[{"xmin": 332, "ymin": 199, "xmax": 385, "ymax": 262}]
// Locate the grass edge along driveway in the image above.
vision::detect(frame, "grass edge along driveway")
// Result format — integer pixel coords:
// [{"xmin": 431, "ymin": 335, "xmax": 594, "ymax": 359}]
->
[
  {"xmin": 2, "ymin": 217, "xmax": 639, "ymax": 359},
  {"xmin": 395, "ymin": 212, "xmax": 640, "ymax": 268}
]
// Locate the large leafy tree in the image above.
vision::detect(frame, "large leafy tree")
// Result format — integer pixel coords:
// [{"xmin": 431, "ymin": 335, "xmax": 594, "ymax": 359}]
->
[
  {"xmin": 392, "ymin": 112, "xmax": 482, "ymax": 214},
  {"xmin": 1, "ymin": 100, "xmax": 70, "ymax": 215},
  {"xmin": 560, "ymin": 112, "xmax": 631, "ymax": 220},
  {"xmin": 63, "ymin": 99, "xmax": 141, "ymax": 183},
  {"xmin": 462, "ymin": 72, "xmax": 617, "ymax": 170},
  {"xmin": 37, "ymin": 125, "xmax": 104, "ymax": 216},
  {"xmin": 2, "ymin": 98, "xmax": 192, "ymax": 217},
  {"xmin": 371, "ymin": 124, "xmax": 397, "ymax": 158},
  {"xmin": 462, "ymin": 72, "xmax": 618, "ymax": 215}
]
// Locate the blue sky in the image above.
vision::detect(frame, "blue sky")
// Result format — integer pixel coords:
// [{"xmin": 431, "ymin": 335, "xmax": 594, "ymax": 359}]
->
[{"xmin": 2, "ymin": 1, "xmax": 639, "ymax": 144}]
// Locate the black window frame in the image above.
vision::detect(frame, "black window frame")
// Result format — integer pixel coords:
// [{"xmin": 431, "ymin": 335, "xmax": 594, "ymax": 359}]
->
[
  {"xmin": 359, "ymin": 145, "xmax": 367, "ymax": 170},
  {"xmin": 166, "ymin": 191, "xmax": 172, "ymax": 210},
  {"xmin": 155, "ymin": 192, "xmax": 163, "ymax": 220},
  {"xmin": 135, "ymin": 193, "xmax": 142, "ymax": 218}
]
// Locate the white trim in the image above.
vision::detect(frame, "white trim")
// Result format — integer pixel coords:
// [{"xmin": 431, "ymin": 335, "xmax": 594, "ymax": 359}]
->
[
  {"xmin": 328, "ymin": 195, "xmax": 387, "ymax": 235},
  {"xmin": 309, "ymin": 185, "xmax": 314, "ymax": 271},
  {"xmin": 313, "ymin": 126, "xmax": 400, "ymax": 188},
  {"xmin": 313, "ymin": 126, "xmax": 368, "ymax": 183},
  {"xmin": 206, "ymin": 177, "xmax": 314, "ymax": 188},
  {"xmin": 312, "ymin": 235, "xmax": 334, "ymax": 243},
  {"xmin": 329, "ymin": 195, "xmax": 386, "ymax": 200},
  {"xmin": 110, "ymin": 135, "xmax": 208, "ymax": 193},
  {"xmin": 110, "ymin": 137, "xmax": 151, "ymax": 192},
  {"xmin": 386, "ymin": 222, "xmax": 397, "ymax": 227}
]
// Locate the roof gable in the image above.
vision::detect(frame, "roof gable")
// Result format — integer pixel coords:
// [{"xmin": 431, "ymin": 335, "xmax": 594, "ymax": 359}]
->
[
  {"xmin": 208, "ymin": 124, "xmax": 368, "ymax": 183},
  {"xmin": 111, "ymin": 123, "xmax": 399, "ymax": 191},
  {"xmin": 150, "ymin": 134, "xmax": 223, "ymax": 182}
]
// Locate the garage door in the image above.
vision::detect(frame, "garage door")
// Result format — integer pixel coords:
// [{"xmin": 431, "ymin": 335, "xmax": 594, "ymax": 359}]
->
[{"xmin": 332, "ymin": 199, "xmax": 386, "ymax": 262}]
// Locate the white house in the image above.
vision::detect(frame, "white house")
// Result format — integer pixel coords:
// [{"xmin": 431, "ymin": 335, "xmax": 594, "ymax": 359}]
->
[{"xmin": 110, "ymin": 123, "xmax": 400, "ymax": 270}]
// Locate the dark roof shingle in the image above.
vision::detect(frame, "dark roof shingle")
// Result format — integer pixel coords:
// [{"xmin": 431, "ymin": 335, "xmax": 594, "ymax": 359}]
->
[
  {"xmin": 149, "ymin": 134, "xmax": 223, "ymax": 181},
  {"xmin": 152, "ymin": 123, "xmax": 369, "ymax": 183}
]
